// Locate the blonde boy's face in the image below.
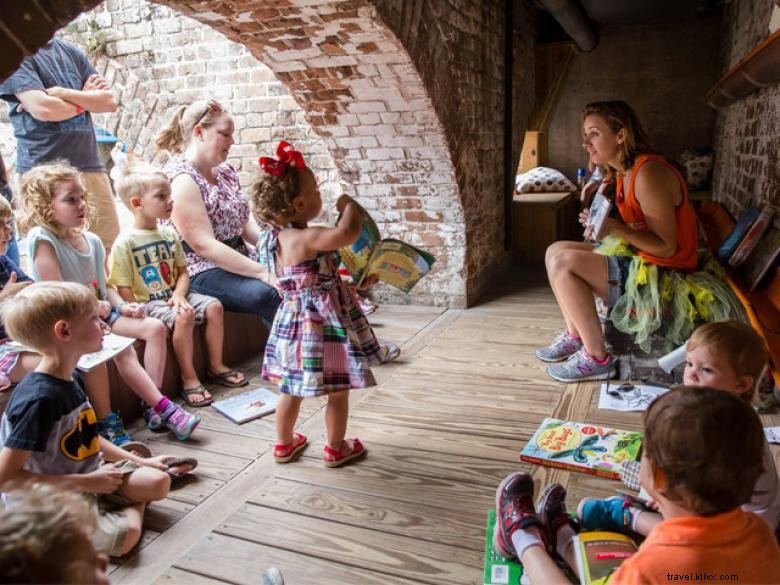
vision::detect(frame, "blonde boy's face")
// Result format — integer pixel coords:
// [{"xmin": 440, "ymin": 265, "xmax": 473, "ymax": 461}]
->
[
  {"xmin": 137, "ymin": 177, "xmax": 173, "ymax": 221},
  {"xmin": 67, "ymin": 305, "xmax": 105, "ymax": 354},
  {"xmin": 683, "ymin": 343, "xmax": 750, "ymax": 395}
]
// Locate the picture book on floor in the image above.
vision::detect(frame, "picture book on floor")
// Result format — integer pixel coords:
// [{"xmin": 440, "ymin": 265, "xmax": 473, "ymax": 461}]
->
[
  {"xmin": 741, "ymin": 227, "xmax": 779, "ymax": 291},
  {"xmin": 4, "ymin": 332, "xmax": 136, "ymax": 372},
  {"xmin": 484, "ymin": 510, "xmax": 525, "ymax": 585},
  {"xmin": 339, "ymin": 202, "xmax": 435, "ymax": 293},
  {"xmin": 717, "ymin": 207, "xmax": 760, "ymax": 262},
  {"xmin": 520, "ymin": 419, "xmax": 642, "ymax": 480},
  {"xmin": 211, "ymin": 387, "xmax": 279, "ymax": 424},
  {"xmin": 729, "ymin": 205, "xmax": 774, "ymax": 267},
  {"xmin": 597, "ymin": 383, "xmax": 669, "ymax": 412},
  {"xmin": 573, "ymin": 530, "xmax": 638, "ymax": 585}
]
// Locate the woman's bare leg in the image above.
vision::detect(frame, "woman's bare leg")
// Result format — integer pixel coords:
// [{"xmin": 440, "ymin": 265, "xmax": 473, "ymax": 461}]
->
[
  {"xmin": 546, "ymin": 247, "xmax": 610, "ymax": 358},
  {"xmin": 544, "ymin": 241, "xmax": 594, "ymax": 337}
]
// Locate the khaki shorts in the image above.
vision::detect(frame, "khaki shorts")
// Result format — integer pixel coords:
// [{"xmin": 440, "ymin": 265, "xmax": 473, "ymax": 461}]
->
[
  {"xmin": 83, "ymin": 172, "xmax": 120, "ymax": 249},
  {"xmin": 92, "ymin": 459, "xmax": 140, "ymax": 557},
  {"xmin": 144, "ymin": 292, "xmax": 220, "ymax": 329}
]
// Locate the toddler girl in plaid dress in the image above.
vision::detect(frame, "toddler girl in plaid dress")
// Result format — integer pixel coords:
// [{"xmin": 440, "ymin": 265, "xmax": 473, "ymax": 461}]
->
[{"xmin": 250, "ymin": 142, "xmax": 382, "ymax": 467}]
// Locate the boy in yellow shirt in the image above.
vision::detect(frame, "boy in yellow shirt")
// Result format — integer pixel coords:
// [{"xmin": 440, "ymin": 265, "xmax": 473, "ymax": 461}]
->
[{"xmin": 110, "ymin": 163, "xmax": 246, "ymax": 416}]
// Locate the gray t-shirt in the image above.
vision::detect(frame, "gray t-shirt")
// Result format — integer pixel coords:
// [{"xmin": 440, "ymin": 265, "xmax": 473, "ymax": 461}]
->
[
  {"xmin": 0, "ymin": 39, "xmax": 103, "ymax": 173},
  {"xmin": 27, "ymin": 226, "xmax": 107, "ymax": 299}
]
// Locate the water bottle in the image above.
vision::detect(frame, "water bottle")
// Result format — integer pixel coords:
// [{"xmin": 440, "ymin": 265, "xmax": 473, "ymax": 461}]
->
[{"xmin": 576, "ymin": 167, "xmax": 587, "ymax": 190}]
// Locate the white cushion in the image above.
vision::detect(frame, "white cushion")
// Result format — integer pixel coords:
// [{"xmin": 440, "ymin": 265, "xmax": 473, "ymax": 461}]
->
[{"xmin": 515, "ymin": 166, "xmax": 576, "ymax": 193}]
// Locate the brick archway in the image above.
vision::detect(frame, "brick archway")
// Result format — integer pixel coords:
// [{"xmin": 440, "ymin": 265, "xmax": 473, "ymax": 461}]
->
[{"xmin": 2, "ymin": 1, "xmax": 535, "ymax": 308}]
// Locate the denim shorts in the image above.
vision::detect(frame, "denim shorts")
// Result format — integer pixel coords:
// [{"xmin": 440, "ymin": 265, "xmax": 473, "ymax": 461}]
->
[{"xmin": 605, "ymin": 255, "xmax": 632, "ymax": 307}]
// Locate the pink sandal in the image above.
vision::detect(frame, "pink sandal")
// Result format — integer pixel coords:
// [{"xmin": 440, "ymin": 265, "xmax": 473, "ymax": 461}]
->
[
  {"xmin": 274, "ymin": 432, "xmax": 308, "ymax": 463},
  {"xmin": 323, "ymin": 438, "xmax": 366, "ymax": 468}
]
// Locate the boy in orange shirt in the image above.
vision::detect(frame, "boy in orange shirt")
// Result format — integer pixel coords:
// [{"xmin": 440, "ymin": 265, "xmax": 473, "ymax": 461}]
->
[{"xmin": 494, "ymin": 386, "xmax": 780, "ymax": 584}]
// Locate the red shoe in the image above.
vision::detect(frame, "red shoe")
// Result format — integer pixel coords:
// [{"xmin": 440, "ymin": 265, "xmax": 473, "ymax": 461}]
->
[
  {"xmin": 494, "ymin": 472, "xmax": 544, "ymax": 559},
  {"xmin": 323, "ymin": 438, "xmax": 365, "ymax": 468},
  {"xmin": 274, "ymin": 432, "xmax": 308, "ymax": 463}
]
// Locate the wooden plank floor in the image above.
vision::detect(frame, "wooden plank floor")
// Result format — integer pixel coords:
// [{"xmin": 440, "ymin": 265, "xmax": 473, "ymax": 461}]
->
[{"xmin": 110, "ymin": 272, "xmax": 775, "ymax": 584}]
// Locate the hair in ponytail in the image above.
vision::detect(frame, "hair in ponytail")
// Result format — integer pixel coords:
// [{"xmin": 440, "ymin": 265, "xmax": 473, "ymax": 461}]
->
[
  {"xmin": 154, "ymin": 101, "xmax": 225, "ymax": 154},
  {"xmin": 154, "ymin": 105, "xmax": 187, "ymax": 154}
]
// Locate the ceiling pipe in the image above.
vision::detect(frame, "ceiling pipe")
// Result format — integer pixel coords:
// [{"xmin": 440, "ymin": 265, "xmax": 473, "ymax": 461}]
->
[{"xmin": 539, "ymin": 0, "xmax": 598, "ymax": 52}]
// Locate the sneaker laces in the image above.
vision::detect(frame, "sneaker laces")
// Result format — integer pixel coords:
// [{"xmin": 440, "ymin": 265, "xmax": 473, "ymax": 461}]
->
[{"xmin": 164, "ymin": 404, "xmax": 192, "ymax": 430}]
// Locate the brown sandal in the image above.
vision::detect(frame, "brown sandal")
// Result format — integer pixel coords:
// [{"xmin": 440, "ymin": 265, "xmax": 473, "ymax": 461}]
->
[
  {"xmin": 206, "ymin": 368, "xmax": 248, "ymax": 388},
  {"xmin": 182, "ymin": 385, "xmax": 213, "ymax": 407}
]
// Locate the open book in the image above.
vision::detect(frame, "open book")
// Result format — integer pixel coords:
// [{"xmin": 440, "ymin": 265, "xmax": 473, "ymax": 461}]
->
[
  {"xmin": 211, "ymin": 387, "xmax": 279, "ymax": 424},
  {"xmin": 4, "ymin": 333, "xmax": 136, "ymax": 373},
  {"xmin": 573, "ymin": 531, "xmax": 637, "ymax": 585},
  {"xmin": 520, "ymin": 419, "xmax": 642, "ymax": 480},
  {"xmin": 339, "ymin": 203, "xmax": 435, "ymax": 293}
]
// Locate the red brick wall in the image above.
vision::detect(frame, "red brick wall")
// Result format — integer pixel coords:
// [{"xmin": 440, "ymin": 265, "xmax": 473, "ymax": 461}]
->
[
  {"xmin": 711, "ymin": 0, "xmax": 780, "ymax": 222},
  {"xmin": 0, "ymin": 0, "xmax": 536, "ymax": 307}
]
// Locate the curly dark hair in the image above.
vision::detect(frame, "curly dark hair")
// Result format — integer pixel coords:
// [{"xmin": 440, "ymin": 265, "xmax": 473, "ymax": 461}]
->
[{"xmin": 248, "ymin": 166, "xmax": 303, "ymax": 225}]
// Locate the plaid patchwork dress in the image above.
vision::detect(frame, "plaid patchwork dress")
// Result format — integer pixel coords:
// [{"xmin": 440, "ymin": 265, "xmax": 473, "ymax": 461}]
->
[{"xmin": 259, "ymin": 228, "xmax": 381, "ymax": 397}]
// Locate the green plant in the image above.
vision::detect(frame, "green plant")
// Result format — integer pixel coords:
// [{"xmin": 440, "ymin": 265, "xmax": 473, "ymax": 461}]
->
[{"xmin": 86, "ymin": 19, "xmax": 109, "ymax": 58}]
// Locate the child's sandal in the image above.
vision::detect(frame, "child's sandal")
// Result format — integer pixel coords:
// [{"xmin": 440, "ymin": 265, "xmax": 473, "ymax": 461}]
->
[
  {"xmin": 274, "ymin": 432, "xmax": 308, "ymax": 463},
  {"xmin": 323, "ymin": 438, "xmax": 366, "ymax": 468}
]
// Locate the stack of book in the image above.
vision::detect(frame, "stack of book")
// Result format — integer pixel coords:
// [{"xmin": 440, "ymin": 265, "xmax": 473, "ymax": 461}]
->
[{"xmin": 717, "ymin": 205, "xmax": 779, "ymax": 291}]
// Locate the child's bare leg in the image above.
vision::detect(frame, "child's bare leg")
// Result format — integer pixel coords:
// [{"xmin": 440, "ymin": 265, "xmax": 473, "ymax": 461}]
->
[
  {"xmin": 8, "ymin": 352, "xmax": 41, "ymax": 384},
  {"xmin": 117, "ymin": 466, "xmax": 170, "ymax": 503},
  {"xmin": 112, "ymin": 317, "xmax": 167, "ymax": 388},
  {"xmin": 171, "ymin": 310, "xmax": 208, "ymax": 400},
  {"xmin": 112, "ymin": 347, "xmax": 164, "ymax": 405},
  {"xmin": 81, "ymin": 363, "xmax": 113, "ymax": 419},
  {"xmin": 204, "ymin": 302, "xmax": 242, "ymax": 384},
  {"xmin": 634, "ymin": 510, "xmax": 662, "ymax": 536},
  {"xmin": 119, "ymin": 503, "xmax": 145, "ymax": 556},
  {"xmin": 325, "ymin": 390, "xmax": 349, "ymax": 449},
  {"xmin": 276, "ymin": 394, "xmax": 304, "ymax": 445},
  {"xmin": 519, "ymin": 543, "xmax": 571, "ymax": 585}
]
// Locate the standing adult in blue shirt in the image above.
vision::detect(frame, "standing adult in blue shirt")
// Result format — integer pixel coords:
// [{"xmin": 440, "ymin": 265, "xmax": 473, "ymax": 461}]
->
[{"xmin": 0, "ymin": 38, "xmax": 120, "ymax": 251}]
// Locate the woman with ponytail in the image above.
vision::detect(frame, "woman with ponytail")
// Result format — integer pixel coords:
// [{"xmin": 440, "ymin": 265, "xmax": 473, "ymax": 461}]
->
[{"xmin": 155, "ymin": 101, "xmax": 280, "ymax": 352}]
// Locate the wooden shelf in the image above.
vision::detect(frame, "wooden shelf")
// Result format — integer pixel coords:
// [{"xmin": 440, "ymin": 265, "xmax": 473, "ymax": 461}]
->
[{"xmin": 707, "ymin": 29, "xmax": 780, "ymax": 108}]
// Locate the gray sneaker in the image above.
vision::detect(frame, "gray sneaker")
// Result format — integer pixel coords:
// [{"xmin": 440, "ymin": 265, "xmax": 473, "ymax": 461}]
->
[
  {"xmin": 535, "ymin": 332, "xmax": 583, "ymax": 363},
  {"xmin": 546, "ymin": 349, "xmax": 616, "ymax": 382}
]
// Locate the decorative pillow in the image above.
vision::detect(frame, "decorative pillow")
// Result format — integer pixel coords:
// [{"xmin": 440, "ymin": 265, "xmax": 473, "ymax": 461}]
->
[
  {"xmin": 515, "ymin": 166, "xmax": 576, "ymax": 193},
  {"xmin": 678, "ymin": 150, "xmax": 713, "ymax": 190}
]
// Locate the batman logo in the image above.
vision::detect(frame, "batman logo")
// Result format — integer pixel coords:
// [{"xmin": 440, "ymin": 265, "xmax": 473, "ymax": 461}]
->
[{"xmin": 60, "ymin": 408, "xmax": 100, "ymax": 461}]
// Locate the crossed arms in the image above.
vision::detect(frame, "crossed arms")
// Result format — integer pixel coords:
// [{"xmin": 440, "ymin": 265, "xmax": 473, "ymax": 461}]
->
[{"xmin": 15, "ymin": 74, "xmax": 117, "ymax": 122}]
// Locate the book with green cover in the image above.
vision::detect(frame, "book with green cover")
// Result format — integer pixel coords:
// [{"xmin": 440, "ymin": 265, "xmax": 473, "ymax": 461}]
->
[
  {"xmin": 484, "ymin": 510, "xmax": 524, "ymax": 585},
  {"xmin": 520, "ymin": 419, "xmax": 642, "ymax": 480},
  {"xmin": 339, "ymin": 203, "xmax": 435, "ymax": 293}
]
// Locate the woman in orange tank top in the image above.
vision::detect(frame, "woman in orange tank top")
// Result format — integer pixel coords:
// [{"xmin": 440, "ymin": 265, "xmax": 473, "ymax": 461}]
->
[{"xmin": 537, "ymin": 101, "xmax": 699, "ymax": 383}]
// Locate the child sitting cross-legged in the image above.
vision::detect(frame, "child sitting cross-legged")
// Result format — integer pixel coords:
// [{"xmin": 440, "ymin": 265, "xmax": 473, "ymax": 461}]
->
[
  {"xmin": 249, "ymin": 141, "xmax": 383, "ymax": 467},
  {"xmin": 580, "ymin": 320, "xmax": 780, "ymax": 534},
  {"xmin": 0, "ymin": 282, "xmax": 183, "ymax": 558},
  {"xmin": 110, "ymin": 161, "xmax": 246, "ymax": 413},
  {"xmin": 494, "ymin": 386, "xmax": 780, "ymax": 585},
  {"xmin": 19, "ymin": 162, "xmax": 200, "ymax": 443}
]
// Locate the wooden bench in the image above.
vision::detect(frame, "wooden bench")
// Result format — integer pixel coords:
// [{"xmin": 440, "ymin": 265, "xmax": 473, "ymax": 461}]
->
[
  {"xmin": 698, "ymin": 202, "xmax": 780, "ymax": 386},
  {"xmin": 110, "ymin": 311, "xmax": 268, "ymax": 421}
]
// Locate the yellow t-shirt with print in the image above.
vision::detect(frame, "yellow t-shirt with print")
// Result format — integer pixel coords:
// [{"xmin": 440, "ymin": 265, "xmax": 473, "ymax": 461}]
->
[{"xmin": 108, "ymin": 226, "xmax": 186, "ymax": 302}]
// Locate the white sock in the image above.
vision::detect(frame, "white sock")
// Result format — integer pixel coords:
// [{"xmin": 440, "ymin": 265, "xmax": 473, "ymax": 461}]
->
[
  {"xmin": 556, "ymin": 523, "xmax": 576, "ymax": 559},
  {"xmin": 510, "ymin": 525, "xmax": 544, "ymax": 559},
  {"xmin": 630, "ymin": 508, "xmax": 643, "ymax": 532}
]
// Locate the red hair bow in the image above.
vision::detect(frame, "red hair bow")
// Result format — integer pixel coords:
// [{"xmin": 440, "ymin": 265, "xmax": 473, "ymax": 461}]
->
[{"xmin": 259, "ymin": 141, "xmax": 307, "ymax": 176}]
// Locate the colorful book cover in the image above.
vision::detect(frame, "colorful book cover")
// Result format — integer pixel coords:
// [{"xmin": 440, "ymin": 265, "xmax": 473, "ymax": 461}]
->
[
  {"xmin": 573, "ymin": 531, "xmax": 637, "ymax": 585},
  {"xmin": 339, "ymin": 203, "xmax": 435, "ymax": 293},
  {"xmin": 520, "ymin": 419, "xmax": 642, "ymax": 480},
  {"xmin": 484, "ymin": 510, "xmax": 524, "ymax": 585},
  {"xmin": 717, "ymin": 207, "xmax": 760, "ymax": 262},
  {"xmin": 729, "ymin": 206, "xmax": 774, "ymax": 267},
  {"xmin": 211, "ymin": 387, "xmax": 279, "ymax": 424},
  {"xmin": 742, "ymin": 227, "xmax": 779, "ymax": 291}
]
